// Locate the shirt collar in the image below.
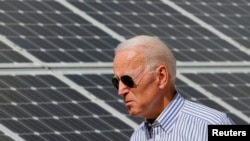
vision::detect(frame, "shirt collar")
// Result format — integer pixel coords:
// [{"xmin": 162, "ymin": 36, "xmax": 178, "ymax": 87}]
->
[{"xmin": 144, "ymin": 91, "xmax": 185, "ymax": 133}]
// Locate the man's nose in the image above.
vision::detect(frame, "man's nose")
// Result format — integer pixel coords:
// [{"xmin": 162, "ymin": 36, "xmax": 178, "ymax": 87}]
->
[{"xmin": 118, "ymin": 81, "xmax": 129, "ymax": 96}]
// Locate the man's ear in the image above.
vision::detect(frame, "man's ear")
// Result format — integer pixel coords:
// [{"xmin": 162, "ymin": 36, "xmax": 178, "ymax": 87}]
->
[{"xmin": 157, "ymin": 65, "xmax": 168, "ymax": 89}]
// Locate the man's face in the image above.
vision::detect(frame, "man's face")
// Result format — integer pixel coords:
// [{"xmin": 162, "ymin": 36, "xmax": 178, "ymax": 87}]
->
[{"xmin": 112, "ymin": 49, "xmax": 158, "ymax": 118}]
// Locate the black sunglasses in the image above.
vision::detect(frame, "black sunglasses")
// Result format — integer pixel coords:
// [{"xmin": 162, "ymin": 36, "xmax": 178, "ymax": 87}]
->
[
  {"xmin": 112, "ymin": 75, "xmax": 136, "ymax": 89},
  {"xmin": 111, "ymin": 69, "xmax": 156, "ymax": 89}
]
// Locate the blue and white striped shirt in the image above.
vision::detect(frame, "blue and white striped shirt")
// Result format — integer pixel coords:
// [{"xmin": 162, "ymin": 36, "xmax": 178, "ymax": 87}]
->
[{"xmin": 130, "ymin": 92, "xmax": 234, "ymax": 141}]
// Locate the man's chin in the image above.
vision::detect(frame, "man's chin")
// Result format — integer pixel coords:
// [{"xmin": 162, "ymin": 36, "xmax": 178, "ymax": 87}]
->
[{"xmin": 128, "ymin": 109, "xmax": 140, "ymax": 117}]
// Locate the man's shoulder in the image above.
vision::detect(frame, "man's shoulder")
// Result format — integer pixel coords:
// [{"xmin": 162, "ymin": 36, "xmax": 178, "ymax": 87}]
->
[{"xmin": 181, "ymin": 100, "xmax": 234, "ymax": 124}]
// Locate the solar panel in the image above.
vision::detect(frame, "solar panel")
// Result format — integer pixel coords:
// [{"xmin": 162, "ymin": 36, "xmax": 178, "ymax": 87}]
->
[
  {"xmin": 64, "ymin": 73, "xmax": 143, "ymax": 124},
  {"xmin": 1, "ymin": 0, "xmax": 116, "ymax": 63},
  {"xmin": 69, "ymin": 0, "xmax": 250, "ymax": 62},
  {"xmin": 0, "ymin": 0, "xmax": 250, "ymax": 140},
  {"xmin": 174, "ymin": 0, "xmax": 250, "ymax": 48},
  {"xmin": 0, "ymin": 74, "xmax": 134, "ymax": 141},
  {"xmin": 1, "ymin": 72, "xmax": 247, "ymax": 141},
  {"xmin": 0, "ymin": 129, "xmax": 14, "ymax": 141},
  {"xmin": 0, "ymin": 41, "xmax": 31, "ymax": 63},
  {"xmin": 177, "ymin": 72, "xmax": 250, "ymax": 124}
]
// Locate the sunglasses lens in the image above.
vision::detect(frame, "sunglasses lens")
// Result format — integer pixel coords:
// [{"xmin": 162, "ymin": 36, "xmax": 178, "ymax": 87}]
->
[
  {"xmin": 121, "ymin": 75, "xmax": 134, "ymax": 88},
  {"xmin": 111, "ymin": 75, "xmax": 135, "ymax": 89}
]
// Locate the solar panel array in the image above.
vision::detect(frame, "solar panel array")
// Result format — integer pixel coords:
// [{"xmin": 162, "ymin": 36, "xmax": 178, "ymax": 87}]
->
[{"xmin": 0, "ymin": 0, "xmax": 249, "ymax": 141}]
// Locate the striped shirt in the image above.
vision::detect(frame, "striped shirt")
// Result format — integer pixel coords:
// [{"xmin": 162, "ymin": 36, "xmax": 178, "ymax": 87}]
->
[{"xmin": 130, "ymin": 92, "xmax": 235, "ymax": 141}]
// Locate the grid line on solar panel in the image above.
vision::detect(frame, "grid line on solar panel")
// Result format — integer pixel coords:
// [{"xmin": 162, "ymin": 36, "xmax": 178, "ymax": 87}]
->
[
  {"xmin": 181, "ymin": 72, "xmax": 250, "ymax": 123},
  {"xmin": 0, "ymin": 74, "xmax": 134, "ymax": 141},
  {"xmin": 173, "ymin": 0, "xmax": 250, "ymax": 49},
  {"xmin": 0, "ymin": 0, "xmax": 116, "ymax": 63},
  {"xmin": 0, "ymin": 0, "xmax": 249, "ymax": 63},
  {"xmin": 0, "ymin": 40, "xmax": 31, "ymax": 63},
  {"xmin": 0, "ymin": 1, "xmax": 249, "ymax": 140},
  {"xmin": 64, "ymin": 73, "xmax": 143, "ymax": 124},
  {"xmin": 67, "ymin": 0, "xmax": 250, "ymax": 62}
]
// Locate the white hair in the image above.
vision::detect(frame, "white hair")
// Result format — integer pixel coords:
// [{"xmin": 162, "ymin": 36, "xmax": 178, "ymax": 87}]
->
[{"xmin": 114, "ymin": 35, "xmax": 176, "ymax": 82}]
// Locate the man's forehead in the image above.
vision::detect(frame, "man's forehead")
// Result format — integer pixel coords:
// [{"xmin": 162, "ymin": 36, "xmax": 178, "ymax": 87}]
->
[
  {"xmin": 115, "ymin": 49, "xmax": 145, "ymax": 66},
  {"xmin": 113, "ymin": 49, "xmax": 145, "ymax": 75}
]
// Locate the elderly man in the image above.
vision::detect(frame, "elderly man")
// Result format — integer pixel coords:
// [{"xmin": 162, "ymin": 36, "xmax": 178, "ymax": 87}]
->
[{"xmin": 111, "ymin": 35, "xmax": 234, "ymax": 141}]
